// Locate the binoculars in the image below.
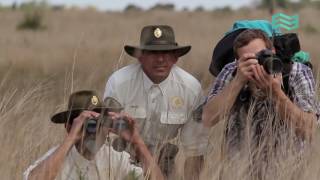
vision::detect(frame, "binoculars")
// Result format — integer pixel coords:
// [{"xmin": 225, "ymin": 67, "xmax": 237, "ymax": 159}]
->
[
  {"xmin": 85, "ymin": 116, "xmax": 128, "ymax": 134},
  {"xmin": 256, "ymin": 49, "xmax": 283, "ymax": 74},
  {"xmin": 85, "ymin": 116, "xmax": 129, "ymax": 152}
]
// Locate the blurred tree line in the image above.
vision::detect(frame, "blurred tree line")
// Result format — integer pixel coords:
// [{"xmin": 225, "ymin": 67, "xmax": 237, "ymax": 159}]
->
[
  {"xmin": 0, "ymin": 0, "xmax": 319, "ymax": 13},
  {"xmin": 258, "ymin": 0, "xmax": 320, "ymax": 14},
  {"xmin": 0, "ymin": 0, "xmax": 319, "ymax": 31},
  {"xmin": 123, "ymin": 0, "xmax": 320, "ymax": 13}
]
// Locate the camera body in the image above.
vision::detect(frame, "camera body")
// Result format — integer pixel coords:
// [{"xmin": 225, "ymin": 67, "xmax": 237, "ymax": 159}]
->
[{"xmin": 255, "ymin": 49, "xmax": 283, "ymax": 74}]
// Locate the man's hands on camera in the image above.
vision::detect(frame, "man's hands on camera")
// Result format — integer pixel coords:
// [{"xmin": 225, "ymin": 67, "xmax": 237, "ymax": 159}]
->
[
  {"xmin": 236, "ymin": 53, "xmax": 282, "ymax": 97},
  {"xmin": 235, "ymin": 53, "xmax": 258, "ymax": 84},
  {"xmin": 108, "ymin": 112, "xmax": 143, "ymax": 145},
  {"xmin": 251, "ymin": 64, "xmax": 282, "ymax": 97},
  {"xmin": 66, "ymin": 111, "xmax": 100, "ymax": 144}
]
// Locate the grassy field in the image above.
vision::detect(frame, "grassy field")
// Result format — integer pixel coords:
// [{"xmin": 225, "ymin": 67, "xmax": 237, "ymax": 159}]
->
[{"xmin": 0, "ymin": 7, "xmax": 320, "ymax": 179}]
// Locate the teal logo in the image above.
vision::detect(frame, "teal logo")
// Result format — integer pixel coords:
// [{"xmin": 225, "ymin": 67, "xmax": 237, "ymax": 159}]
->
[{"xmin": 272, "ymin": 13, "xmax": 299, "ymax": 31}]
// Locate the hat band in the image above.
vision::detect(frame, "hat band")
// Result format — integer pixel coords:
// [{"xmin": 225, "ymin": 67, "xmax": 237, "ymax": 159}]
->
[{"xmin": 144, "ymin": 40, "xmax": 177, "ymax": 46}]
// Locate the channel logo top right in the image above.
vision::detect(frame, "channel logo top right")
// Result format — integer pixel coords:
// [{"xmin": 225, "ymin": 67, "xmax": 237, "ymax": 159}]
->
[{"xmin": 272, "ymin": 13, "xmax": 299, "ymax": 31}]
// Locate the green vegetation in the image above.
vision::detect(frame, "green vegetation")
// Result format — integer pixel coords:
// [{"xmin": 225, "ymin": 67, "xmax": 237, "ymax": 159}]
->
[
  {"xmin": 125, "ymin": 170, "xmax": 140, "ymax": 180},
  {"xmin": 17, "ymin": 1, "xmax": 47, "ymax": 31},
  {"xmin": 17, "ymin": 11, "xmax": 46, "ymax": 31},
  {"xmin": 124, "ymin": 4, "xmax": 142, "ymax": 12},
  {"xmin": 149, "ymin": 3, "xmax": 175, "ymax": 11}
]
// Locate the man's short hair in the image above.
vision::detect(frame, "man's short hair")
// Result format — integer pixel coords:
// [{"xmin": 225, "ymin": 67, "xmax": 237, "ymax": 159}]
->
[{"xmin": 233, "ymin": 29, "xmax": 273, "ymax": 59}]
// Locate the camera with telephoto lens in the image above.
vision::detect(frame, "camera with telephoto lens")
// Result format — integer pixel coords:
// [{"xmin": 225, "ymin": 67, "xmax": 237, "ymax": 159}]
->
[
  {"xmin": 255, "ymin": 49, "xmax": 283, "ymax": 74},
  {"xmin": 85, "ymin": 115, "xmax": 128, "ymax": 134}
]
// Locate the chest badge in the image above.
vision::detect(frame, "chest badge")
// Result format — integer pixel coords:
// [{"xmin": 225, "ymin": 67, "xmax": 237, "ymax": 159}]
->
[{"xmin": 171, "ymin": 96, "xmax": 184, "ymax": 109}]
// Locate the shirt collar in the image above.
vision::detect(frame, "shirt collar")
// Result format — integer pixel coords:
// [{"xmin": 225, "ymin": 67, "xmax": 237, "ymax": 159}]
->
[
  {"xmin": 142, "ymin": 69, "xmax": 171, "ymax": 92},
  {"xmin": 71, "ymin": 145, "xmax": 91, "ymax": 164},
  {"xmin": 71, "ymin": 141, "xmax": 110, "ymax": 164}
]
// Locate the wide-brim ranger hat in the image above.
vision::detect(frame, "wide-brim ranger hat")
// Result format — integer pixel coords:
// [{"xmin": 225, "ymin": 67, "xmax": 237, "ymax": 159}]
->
[
  {"xmin": 124, "ymin": 25, "xmax": 191, "ymax": 58},
  {"xmin": 51, "ymin": 90, "xmax": 122, "ymax": 124}
]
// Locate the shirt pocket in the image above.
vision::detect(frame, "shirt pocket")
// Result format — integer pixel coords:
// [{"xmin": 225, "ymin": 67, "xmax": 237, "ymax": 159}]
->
[
  {"xmin": 160, "ymin": 111, "xmax": 188, "ymax": 124},
  {"xmin": 124, "ymin": 105, "xmax": 146, "ymax": 119}
]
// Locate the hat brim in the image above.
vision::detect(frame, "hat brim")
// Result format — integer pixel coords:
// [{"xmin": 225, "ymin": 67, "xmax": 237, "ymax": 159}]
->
[
  {"xmin": 124, "ymin": 45, "xmax": 191, "ymax": 58},
  {"xmin": 209, "ymin": 29, "xmax": 246, "ymax": 76},
  {"xmin": 51, "ymin": 107, "xmax": 123, "ymax": 124}
]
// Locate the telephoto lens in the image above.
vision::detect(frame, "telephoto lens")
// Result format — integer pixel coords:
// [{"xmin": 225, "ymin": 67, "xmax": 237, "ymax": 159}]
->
[{"xmin": 256, "ymin": 49, "xmax": 283, "ymax": 74}]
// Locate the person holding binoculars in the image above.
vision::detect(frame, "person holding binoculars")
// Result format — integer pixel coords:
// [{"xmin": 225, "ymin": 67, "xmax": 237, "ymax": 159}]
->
[{"xmin": 23, "ymin": 90, "xmax": 164, "ymax": 180}]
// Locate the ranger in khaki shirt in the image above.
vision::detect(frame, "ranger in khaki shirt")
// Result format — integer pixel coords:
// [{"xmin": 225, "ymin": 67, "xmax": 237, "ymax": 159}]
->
[
  {"xmin": 24, "ymin": 90, "xmax": 164, "ymax": 180},
  {"xmin": 104, "ymin": 25, "xmax": 209, "ymax": 179}
]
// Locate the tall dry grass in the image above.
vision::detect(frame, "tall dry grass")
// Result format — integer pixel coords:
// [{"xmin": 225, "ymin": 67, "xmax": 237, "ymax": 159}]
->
[{"xmin": 0, "ymin": 7, "xmax": 320, "ymax": 179}]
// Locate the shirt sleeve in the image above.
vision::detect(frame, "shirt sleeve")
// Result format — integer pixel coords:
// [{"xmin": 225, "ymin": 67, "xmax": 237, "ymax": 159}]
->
[
  {"xmin": 178, "ymin": 62, "xmax": 236, "ymax": 156},
  {"xmin": 113, "ymin": 150, "xmax": 144, "ymax": 180},
  {"xmin": 103, "ymin": 74, "xmax": 125, "ymax": 107},
  {"xmin": 103, "ymin": 75, "xmax": 116, "ymax": 100},
  {"xmin": 290, "ymin": 63, "xmax": 320, "ymax": 123},
  {"xmin": 23, "ymin": 146, "xmax": 59, "ymax": 180},
  {"xmin": 206, "ymin": 62, "xmax": 236, "ymax": 101},
  {"xmin": 179, "ymin": 84, "xmax": 210, "ymax": 157}
]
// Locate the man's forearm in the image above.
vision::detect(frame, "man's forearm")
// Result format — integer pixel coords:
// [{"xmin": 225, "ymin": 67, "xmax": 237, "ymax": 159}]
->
[
  {"xmin": 133, "ymin": 139, "xmax": 164, "ymax": 180},
  {"xmin": 203, "ymin": 78, "xmax": 245, "ymax": 127},
  {"xmin": 273, "ymin": 89, "xmax": 316, "ymax": 140},
  {"xmin": 28, "ymin": 137, "xmax": 74, "ymax": 180}
]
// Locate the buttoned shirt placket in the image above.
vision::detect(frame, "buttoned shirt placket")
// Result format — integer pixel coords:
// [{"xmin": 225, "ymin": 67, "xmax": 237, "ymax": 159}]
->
[{"xmin": 144, "ymin": 85, "xmax": 163, "ymax": 148}]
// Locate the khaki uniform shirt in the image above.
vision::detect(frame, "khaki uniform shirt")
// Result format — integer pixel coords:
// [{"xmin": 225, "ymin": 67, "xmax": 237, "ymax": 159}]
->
[
  {"xmin": 23, "ymin": 144, "xmax": 143, "ymax": 180},
  {"xmin": 104, "ymin": 63, "xmax": 209, "ymax": 156}
]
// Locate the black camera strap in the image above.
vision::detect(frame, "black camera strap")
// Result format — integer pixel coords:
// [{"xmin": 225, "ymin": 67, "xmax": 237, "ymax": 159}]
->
[{"xmin": 281, "ymin": 62, "xmax": 293, "ymax": 100}]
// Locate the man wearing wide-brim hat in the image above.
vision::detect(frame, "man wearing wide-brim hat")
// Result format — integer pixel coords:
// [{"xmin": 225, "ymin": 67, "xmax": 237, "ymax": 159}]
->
[
  {"xmin": 104, "ymin": 25, "xmax": 209, "ymax": 179},
  {"xmin": 23, "ymin": 90, "xmax": 164, "ymax": 180}
]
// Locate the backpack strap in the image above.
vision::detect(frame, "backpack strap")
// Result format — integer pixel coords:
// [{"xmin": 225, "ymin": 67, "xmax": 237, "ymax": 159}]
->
[{"xmin": 281, "ymin": 62, "xmax": 293, "ymax": 100}]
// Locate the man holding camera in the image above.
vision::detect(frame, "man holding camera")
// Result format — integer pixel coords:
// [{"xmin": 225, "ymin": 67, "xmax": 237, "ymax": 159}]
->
[
  {"xmin": 23, "ymin": 90, "xmax": 164, "ymax": 180},
  {"xmin": 104, "ymin": 25, "xmax": 209, "ymax": 179},
  {"xmin": 202, "ymin": 29, "xmax": 319, "ymax": 153}
]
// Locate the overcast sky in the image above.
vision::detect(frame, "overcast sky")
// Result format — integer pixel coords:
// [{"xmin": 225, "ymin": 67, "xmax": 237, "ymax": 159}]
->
[{"xmin": 0, "ymin": 0, "xmax": 254, "ymax": 10}]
